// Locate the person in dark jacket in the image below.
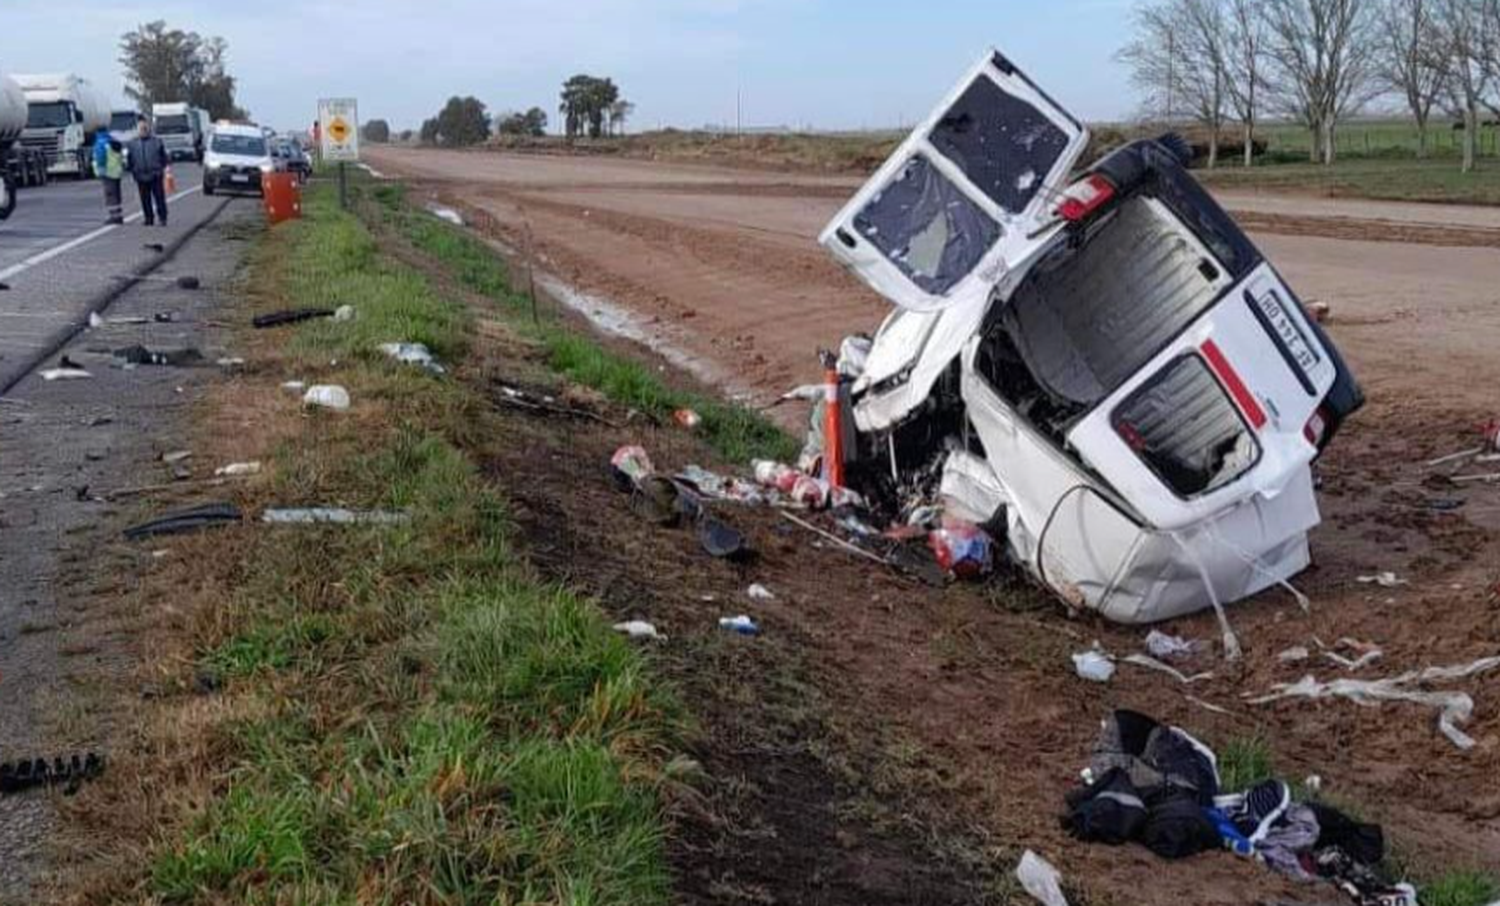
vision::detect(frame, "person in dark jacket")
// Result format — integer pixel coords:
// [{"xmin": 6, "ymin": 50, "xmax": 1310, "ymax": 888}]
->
[{"xmin": 124, "ymin": 117, "xmax": 169, "ymax": 227}]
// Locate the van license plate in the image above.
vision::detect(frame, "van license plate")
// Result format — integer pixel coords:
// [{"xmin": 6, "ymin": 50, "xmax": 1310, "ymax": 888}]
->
[
  {"xmin": 1253, "ymin": 291, "xmax": 1320, "ymax": 373},
  {"xmin": 230, "ymin": 174, "xmax": 250, "ymax": 183}
]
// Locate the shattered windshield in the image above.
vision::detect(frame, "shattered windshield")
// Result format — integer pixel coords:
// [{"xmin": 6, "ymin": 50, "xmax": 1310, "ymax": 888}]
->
[
  {"xmin": 852, "ymin": 155, "xmax": 1001, "ymax": 296},
  {"xmin": 929, "ymin": 74, "xmax": 1070, "ymax": 213}
]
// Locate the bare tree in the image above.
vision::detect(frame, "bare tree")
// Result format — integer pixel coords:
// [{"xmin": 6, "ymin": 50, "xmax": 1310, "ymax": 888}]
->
[
  {"xmin": 1264, "ymin": 0, "xmax": 1378, "ymax": 164},
  {"xmin": 1378, "ymin": 0, "xmax": 1447, "ymax": 156},
  {"xmin": 1428, "ymin": 0, "xmax": 1495, "ymax": 172},
  {"xmin": 1226, "ymin": 0, "xmax": 1270, "ymax": 165},
  {"xmin": 1120, "ymin": 0, "xmax": 1232, "ymax": 166}
]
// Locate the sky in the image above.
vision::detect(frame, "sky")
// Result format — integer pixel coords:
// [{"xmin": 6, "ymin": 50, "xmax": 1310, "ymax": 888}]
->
[{"xmin": 2, "ymin": 0, "xmax": 1140, "ymax": 134}]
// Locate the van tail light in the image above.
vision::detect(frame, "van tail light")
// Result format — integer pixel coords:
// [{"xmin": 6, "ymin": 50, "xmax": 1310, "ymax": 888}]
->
[
  {"xmin": 1304, "ymin": 406, "xmax": 1330, "ymax": 448},
  {"xmin": 1057, "ymin": 174, "xmax": 1116, "ymax": 222}
]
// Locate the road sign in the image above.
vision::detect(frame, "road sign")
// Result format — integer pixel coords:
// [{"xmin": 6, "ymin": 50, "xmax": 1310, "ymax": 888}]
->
[{"xmin": 317, "ymin": 97, "xmax": 360, "ymax": 162}]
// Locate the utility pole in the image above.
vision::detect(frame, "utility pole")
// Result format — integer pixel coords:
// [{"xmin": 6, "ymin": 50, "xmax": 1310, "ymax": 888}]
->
[
  {"xmin": 1167, "ymin": 27, "xmax": 1176, "ymax": 123},
  {"xmin": 736, "ymin": 88, "xmax": 742, "ymax": 138}
]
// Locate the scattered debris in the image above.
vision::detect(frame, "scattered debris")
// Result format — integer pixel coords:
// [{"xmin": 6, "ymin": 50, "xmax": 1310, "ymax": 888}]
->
[
  {"xmin": 114, "ymin": 345, "xmax": 204, "ymax": 367},
  {"xmin": 1248, "ymin": 655, "xmax": 1500, "ymax": 749},
  {"xmin": 746, "ymin": 583, "xmax": 775, "ymax": 602},
  {"xmin": 1356, "ymin": 572, "xmax": 1407, "ymax": 588},
  {"xmin": 612, "ymin": 620, "xmax": 665, "ymax": 641},
  {"xmin": 673, "ymin": 408, "xmax": 701, "ymax": 429},
  {"xmin": 610, "ymin": 445, "xmax": 655, "ymax": 486},
  {"xmin": 303, "ymin": 385, "xmax": 351, "ymax": 411},
  {"xmin": 0, "ymin": 752, "xmax": 104, "ymax": 794},
  {"xmin": 40, "ymin": 356, "xmax": 91, "ymax": 381},
  {"xmin": 379, "ymin": 341, "xmax": 445, "ymax": 375},
  {"xmin": 495, "ymin": 383, "xmax": 622, "ymax": 428},
  {"xmin": 1452, "ymin": 471, "xmax": 1500, "ymax": 484},
  {"xmin": 1425, "ymin": 446, "xmax": 1484, "ymax": 468},
  {"xmin": 1072, "ymin": 649, "xmax": 1116, "ymax": 683},
  {"xmin": 281, "ymin": 381, "xmax": 306, "ymax": 393},
  {"xmin": 333, "ymin": 305, "xmax": 356, "ymax": 322},
  {"xmin": 1306, "ymin": 300, "xmax": 1331, "ymax": 323},
  {"xmin": 1122, "ymin": 654, "xmax": 1213, "ymax": 685},
  {"xmin": 213, "ymin": 461, "xmax": 262, "ymax": 477},
  {"xmin": 252, "ymin": 307, "xmax": 335, "ymax": 329},
  {"xmin": 718, "ymin": 615, "xmax": 760, "ymax": 636},
  {"xmin": 1015, "ymin": 850, "xmax": 1069, "ymax": 906},
  {"xmin": 928, "ymin": 520, "xmax": 993, "ymax": 579},
  {"xmin": 261, "ymin": 508, "xmax": 410, "ymax": 525},
  {"xmin": 779, "ymin": 510, "xmax": 891, "ymax": 567},
  {"xmin": 1278, "ymin": 646, "xmax": 1312, "ymax": 663},
  {"xmin": 429, "ymin": 205, "xmax": 464, "ymax": 226},
  {"xmin": 123, "ymin": 502, "xmax": 243, "ymax": 540},
  {"xmin": 1145, "ymin": 630, "xmax": 1204, "ymax": 660},
  {"xmin": 696, "ymin": 513, "xmax": 748, "ymax": 560}
]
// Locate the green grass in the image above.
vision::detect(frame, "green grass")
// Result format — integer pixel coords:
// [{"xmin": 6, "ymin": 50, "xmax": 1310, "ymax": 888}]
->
[
  {"xmin": 1216, "ymin": 735, "xmax": 1275, "ymax": 793},
  {"xmin": 1421, "ymin": 871, "xmax": 1500, "ymax": 906},
  {"xmin": 1197, "ymin": 156, "xmax": 1500, "ymax": 205},
  {"xmin": 151, "ymin": 184, "xmax": 683, "ymax": 905},
  {"xmin": 365, "ymin": 181, "xmax": 799, "ymax": 465}
]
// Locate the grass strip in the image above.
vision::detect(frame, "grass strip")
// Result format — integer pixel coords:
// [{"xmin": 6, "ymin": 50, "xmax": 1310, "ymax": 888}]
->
[
  {"xmin": 149, "ymin": 184, "xmax": 683, "ymax": 905},
  {"xmin": 367, "ymin": 181, "xmax": 799, "ymax": 465}
]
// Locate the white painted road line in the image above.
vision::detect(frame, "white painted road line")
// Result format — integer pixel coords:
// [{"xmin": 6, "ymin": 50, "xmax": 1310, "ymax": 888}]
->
[{"xmin": 0, "ymin": 185, "xmax": 203, "ymax": 283}]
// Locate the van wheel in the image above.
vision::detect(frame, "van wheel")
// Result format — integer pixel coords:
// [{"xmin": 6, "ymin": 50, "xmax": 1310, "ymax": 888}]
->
[{"xmin": 203, "ymin": 183, "xmax": 215, "ymax": 196}]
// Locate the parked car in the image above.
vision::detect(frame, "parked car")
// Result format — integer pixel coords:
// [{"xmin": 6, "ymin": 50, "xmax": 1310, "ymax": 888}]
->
[
  {"xmin": 203, "ymin": 122, "xmax": 275, "ymax": 196},
  {"xmin": 819, "ymin": 50, "xmax": 1363, "ymax": 626},
  {"xmin": 271, "ymin": 136, "xmax": 311, "ymax": 182}
]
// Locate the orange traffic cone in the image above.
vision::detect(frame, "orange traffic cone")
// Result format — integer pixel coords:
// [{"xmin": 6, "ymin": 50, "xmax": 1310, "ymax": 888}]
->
[{"xmin": 164, "ymin": 166, "xmax": 178, "ymax": 194}]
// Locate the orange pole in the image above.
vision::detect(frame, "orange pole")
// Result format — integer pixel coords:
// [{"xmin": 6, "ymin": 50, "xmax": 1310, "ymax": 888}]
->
[{"xmin": 821, "ymin": 353, "xmax": 844, "ymax": 489}]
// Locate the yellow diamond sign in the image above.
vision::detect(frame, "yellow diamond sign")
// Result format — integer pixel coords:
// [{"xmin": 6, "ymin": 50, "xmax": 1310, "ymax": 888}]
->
[{"xmin": 317, "ymin": 98, "xmax": 360, "ymax": 162}]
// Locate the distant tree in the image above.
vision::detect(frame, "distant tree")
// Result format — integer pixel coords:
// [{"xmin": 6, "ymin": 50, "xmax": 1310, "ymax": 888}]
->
[
  {"xmin": 420, "ymin": 118, "xmax": 440, "ymax": 145},
  {"xmin": 1225, "ymin": 0, "xmax": 1270, "ymax": 166},
  {"xmin": 607, "ymin": 99, "xmax": 635, "ymax": 136},
  {"xmin": 1377, "ymin": 0, "xmax": 1447, "ymax": 158},
  {"xmin": 119, "ymin": 21, "xmax": 244, "ymax": 119},
  {"xmin": 497, "ymin": 106, "xmax": 548, "ymax": 137},
  {"xmin": 363, "ymin": 119, "xmax": 392, "ymax": 143},
  {"xmin": 1119, "ymin": 0, "xmax": 1232, "ymax": 167},
  {"xmin": 430, "ymin": 96, "xmax": 490, "ymax": 147},
  {"xmin": 398, "ymin": 129, "xmax": 415, "ymax": 143},
  {"xmin": 1263, "ymin": 0, "xmax": 1379, "ymax": 164},
  {"xmin": 1427, "ymin": 0, "xmax": 1493, "ymax": 172},
  {"xmin": 559, "ymin": 75, "xmax": 623, "ymax": 139}
]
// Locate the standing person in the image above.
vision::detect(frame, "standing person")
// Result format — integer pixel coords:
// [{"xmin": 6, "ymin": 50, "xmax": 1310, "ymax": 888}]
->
[
  {"xmin": 93, "ymin": 131, "xmax": 125, "ymax": 224},
  {"xmin": 124, "ymin": 117, "xmax": 169, "ymax": 227}
]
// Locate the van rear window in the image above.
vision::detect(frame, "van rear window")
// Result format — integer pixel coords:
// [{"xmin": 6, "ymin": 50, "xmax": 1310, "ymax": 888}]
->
[
  {"xmin": 853, "ymin": 154, "xmax": 1000, "ymax": 296},
  {"xmin": 1113, "ymin": 355, "xmax": 1259, "ymax": 497}
]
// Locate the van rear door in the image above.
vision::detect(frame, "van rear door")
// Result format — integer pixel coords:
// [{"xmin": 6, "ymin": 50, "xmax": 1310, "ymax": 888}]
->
[{"xmin": 820, "ymin": 50, "xmax": 1089, "ymax": 313}]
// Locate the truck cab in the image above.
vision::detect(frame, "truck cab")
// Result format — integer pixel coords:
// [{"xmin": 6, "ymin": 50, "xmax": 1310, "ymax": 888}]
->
[
  {"xmin": 820, "ymin": 50, "xmax": 1363, "ymax": 624},
  {"xmin": 153, "ymin": 103, "xmax": 203, "ymax": 162},
  {"xmin": 15, "ymin": 73, "xmax": 107, "ymax": 177}
]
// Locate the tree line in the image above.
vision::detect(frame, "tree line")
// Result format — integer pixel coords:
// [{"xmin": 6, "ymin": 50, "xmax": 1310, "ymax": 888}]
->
[
  {"xmin": 372, "ymin": 74, "xmax": 633, "ymax": 148},
  {"xmin": 1119, "ymin": 0, "xmax": 1500, "ymax": 172},
  {"xmin": 118, "ymin": 20, "xmax": 246, "ymax": 121}
]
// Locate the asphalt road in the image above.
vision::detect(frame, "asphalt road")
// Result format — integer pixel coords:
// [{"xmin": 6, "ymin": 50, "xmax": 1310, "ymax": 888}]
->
[
  {"xmin": 0, "ymin": 164, "xmax": 243, "ymax": 394},
  {"xmin": 0, "ymin": 164, "xmax": 206, "ymax": 274}
]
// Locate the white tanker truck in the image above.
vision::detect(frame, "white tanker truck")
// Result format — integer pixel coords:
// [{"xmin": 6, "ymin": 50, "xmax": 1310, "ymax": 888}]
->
[
  {"xmin": 1, "ymin": 71, "xmax": 51, "ymax": 220},
  {"xmin": 13, "ymin": 72, "xmax": 110, "ymax": 180}
]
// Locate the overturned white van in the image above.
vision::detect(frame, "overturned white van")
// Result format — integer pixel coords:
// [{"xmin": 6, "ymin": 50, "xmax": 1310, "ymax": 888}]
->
[{"xmin": 820, "ymin": 51, "xmax": 1364, "ymax": 626}]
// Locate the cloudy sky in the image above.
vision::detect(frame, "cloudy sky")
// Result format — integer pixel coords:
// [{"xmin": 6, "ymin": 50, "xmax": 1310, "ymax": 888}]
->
[{"xmin": 3, "ymin": 0, "xmax": 1139, "ymax": 133}]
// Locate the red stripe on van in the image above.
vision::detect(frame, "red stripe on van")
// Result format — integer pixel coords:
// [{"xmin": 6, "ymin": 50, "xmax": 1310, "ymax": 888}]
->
[{"xmin": 1201, "ymin": 339, "xmax": 1267, "ymax": 429}]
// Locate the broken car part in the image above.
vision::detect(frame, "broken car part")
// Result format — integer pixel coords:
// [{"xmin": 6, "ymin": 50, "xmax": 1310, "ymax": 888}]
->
[
  {"xmin": 818, "ymin": 49, "xmax": 1363, "ymax": 626},
  {"xmin": 0, "ymin": 752, "xmax": 104, "ymax": 794},
  {"xmin": 252, "ymin": 307, "xmax": 335, "ymax": 328},
  {"xmin": 123, "ymin": 502, "xmax": 243, "ymax": 539}
]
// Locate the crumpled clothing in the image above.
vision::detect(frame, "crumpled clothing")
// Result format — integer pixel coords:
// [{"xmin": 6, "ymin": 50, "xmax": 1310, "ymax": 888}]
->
[
  {"xmin": 1258, "ymin": 803, "xmax": 1320, "ymax": 881},
  {"xmin": 1089, "ymin": 710, "xmax": 1220, "ymax": 806},
  {"xmin": 1307, "ymin": 847, "xmax": 1414, "ymax": 906}
]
